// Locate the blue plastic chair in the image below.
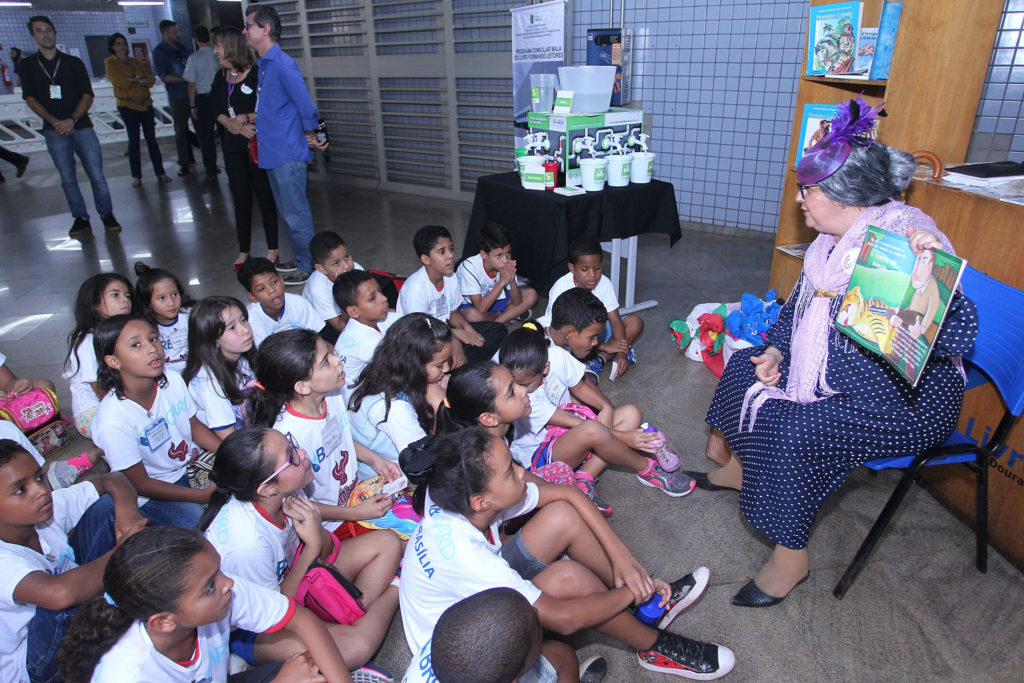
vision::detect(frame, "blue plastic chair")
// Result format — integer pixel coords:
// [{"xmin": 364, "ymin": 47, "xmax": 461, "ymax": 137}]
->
[{"xmin": 833, "ymin": 265, "xmax": 1024, "ymax": 599}]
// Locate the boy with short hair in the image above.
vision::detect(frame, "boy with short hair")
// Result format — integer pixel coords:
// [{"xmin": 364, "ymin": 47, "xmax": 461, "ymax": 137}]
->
[
  {"xmin": 302, "ymin": 231, "xmax": 364, "ymax": 343},
  {"xmin": 333, "ymin": 270, "xmax": 399, "ymax": 393},
  {"xmin": 0, "ymin": 439, "xmax": 146, "ymax": 683},
  {"xmin": 397, "ymin": 225, "xmax": 507, "ymax": 366},
  {"xmin": 457, "ymin": 221, "xmax": 538, "ymax": 325},
  {"xmin": 538, "ymin": 238, "xmax": 644, "ymax": 379},
  {"xmin": 237, "ymin": 257, "xmax": 321, "ymax": 346}
]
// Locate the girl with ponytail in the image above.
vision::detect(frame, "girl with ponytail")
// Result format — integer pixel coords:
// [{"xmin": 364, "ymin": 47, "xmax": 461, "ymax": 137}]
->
[
  {"xmin": 56, "ymin": 526, "xmax": 352, "ymax": 682},
  {"xmin": 199, "ymin": 428, "xmax": 400, "ymax": 674}
]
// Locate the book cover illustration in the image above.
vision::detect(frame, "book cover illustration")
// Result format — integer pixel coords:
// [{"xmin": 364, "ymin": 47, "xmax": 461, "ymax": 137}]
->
[
  {"xmin": 807, "ymin": 1, "xmax": 863, "ymax": 76},
  {"xmin": 796, "ymin": 103, "xmax": 839, "ymax": 162},
  {"xmin": 869, "ymin": 0, "xmax": 903, "ymax": 80},
  {"xmin": 835, "ymin": 226, "xmax": 966, "ymax": 386},
  {"xmin": 854, "ymin": 27, "xmax": 877, "ymax": 74}
]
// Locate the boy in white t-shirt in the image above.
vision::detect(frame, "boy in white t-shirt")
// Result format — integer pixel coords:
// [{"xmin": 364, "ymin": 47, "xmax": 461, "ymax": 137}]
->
[
  {"xmin": 238, "ymin": 258, "xmax": 322, "ymax": 346},
  {"xmin": 397, "ymin": 225, "xmax": 506, "ymax": 366},
  {"xmin": 538, "ymin": 238, "xmax": 644, "ymax": 379},
  {"xmin": 302, "ymin": 230, "xmax": 365, "ymax": 344},
  {"xmin": 0, "ymin": 440, "xmax": 145, "ymax": 683},
  {"xmin": 456, "ymin": 221, "xmax": 537, "ymax": 325},
  {"xmin": 333, "ymin": 270, "xmax": 399, "ymax": 394}
]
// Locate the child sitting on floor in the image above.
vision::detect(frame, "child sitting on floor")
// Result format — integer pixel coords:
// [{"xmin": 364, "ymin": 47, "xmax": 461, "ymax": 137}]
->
[
  {"xmin": 538, "ymin": 238, "xmax": 644, "ymax": 380},
  {"xmin": 238, "ymin": 258, "xmax": 322, "ymax": 346},
  {"xmin": 302, "ymin": 231, "xmax": 364, "ymax": 344},
  {"xmin": 332, "ymin": 270, "xmax": 399, "ymax": 396},
  {"xmin": 456, "ymin": 221, "xmax": 537, "ymax": 326}
]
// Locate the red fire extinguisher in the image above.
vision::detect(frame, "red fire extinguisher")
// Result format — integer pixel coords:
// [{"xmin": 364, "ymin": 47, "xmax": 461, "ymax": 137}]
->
[{"xmin": 1, "ymin": 65, "xmax": 11, "ymax": 87}]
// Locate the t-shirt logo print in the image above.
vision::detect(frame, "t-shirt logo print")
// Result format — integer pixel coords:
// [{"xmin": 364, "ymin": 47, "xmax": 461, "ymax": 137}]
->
[
  {"xmin": 168, "ymin": 440, "xmax": 189, "ymax": 461},
  {"xmin": 332, "ymin": 450, "xmax": 349, "ymax": 483}
]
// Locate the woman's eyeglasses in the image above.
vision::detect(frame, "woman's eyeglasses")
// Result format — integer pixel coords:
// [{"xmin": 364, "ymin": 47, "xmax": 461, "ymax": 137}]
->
[
  {"xmin": 259, "ymin": 432, "xmax": 302, "ymax": 488},
  {"xmin": 797, "ymin": 183, "xmax": 819, "ymax": 199}
]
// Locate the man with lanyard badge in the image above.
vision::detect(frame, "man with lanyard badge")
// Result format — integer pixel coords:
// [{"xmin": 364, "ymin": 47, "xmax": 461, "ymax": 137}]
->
[{"xmin": 20, "ymin": 16, "xmax": 120, "ymax": 238}]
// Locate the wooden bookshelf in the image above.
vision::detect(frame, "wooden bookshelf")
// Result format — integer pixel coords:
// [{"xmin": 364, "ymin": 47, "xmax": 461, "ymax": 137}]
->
[{"xmin": 769, "ymin": 0, "xmax": 1004, "ymax": 296}]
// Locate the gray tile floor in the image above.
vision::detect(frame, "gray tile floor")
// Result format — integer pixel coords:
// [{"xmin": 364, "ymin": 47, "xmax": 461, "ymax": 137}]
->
[{"xmin": 2, "ymin": 141, "xmax": 1022, "ymax": 682}]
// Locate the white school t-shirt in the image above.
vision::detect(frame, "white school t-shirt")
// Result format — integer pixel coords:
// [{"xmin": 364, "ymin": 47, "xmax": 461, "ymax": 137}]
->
[
  {"xmin": 158, "ymin": 309, "xmax": 190, "ymax": 375},
  {"xmin": 543, "ymin": 337, "xmax": 586, "ymax": 408},
  {"xmin": 187, "ymin": 360, "xmax": 253, "ymax": 432},
  {"xmin": 396, "ymin": 267, "xmax": 462, "ymax": 322},
  {"xmin": 456, "ymin": 253, "xmax": 508, "ymax": 307},
  {"xmin": 510, "ymin": 386, "xmax": 558, "ymax": 469},
  {"xmin": 350, "ymin": 393, "xmax": 425, "ymax": 464},
  {"xmin": 63, "ymin": 334, "xmax": 101, "ymax": 420},
  {"xmin": 301, "ymin": 263, "xmax": 364, "ymax": 323},
  {"xmin": 274, "ymin": 395, "xmax": 358, "ymax": 532},
  {"xmin": 399, "ymin": 485, "xmax": 542, "ymax": 654},
  {"xmin": 91, "ymin": 577, "xmax": 295, "ymax": 683},
  {"xmin": 204, "ymin": 496, "xmax": 302, "ymax": 591},
  {"xmin": 403, "ymin": 638, "xmax": 556, "ymax": 683},
  {"xmin": 0, "ymin": 482, "xmax": 99, "ymax": 683},
  {"xmin": 92, "ymin": 371, "xmax": 200, "ymax": 506},
  {"xmin": 246, "ymin": 294, "xmax": 323, "ymax": 347},
  {"xmin": 334, "ymin": 312, "xmax": 399, "ymax": 395},
  {"xmin": 537, "ymin": 272, "xmax": 619, "ymax": 328}
]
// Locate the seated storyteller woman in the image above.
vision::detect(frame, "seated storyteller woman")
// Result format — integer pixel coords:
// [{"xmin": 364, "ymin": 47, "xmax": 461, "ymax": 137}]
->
[{"xmin": 691, "ymin": 99, "xmax": 978, "ymax": 607}]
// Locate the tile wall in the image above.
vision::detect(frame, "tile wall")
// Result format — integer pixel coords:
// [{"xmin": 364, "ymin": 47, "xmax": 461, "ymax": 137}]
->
[{"xmin": 969, "ymin": 0, "xmax": 1024, "ymax": 163}]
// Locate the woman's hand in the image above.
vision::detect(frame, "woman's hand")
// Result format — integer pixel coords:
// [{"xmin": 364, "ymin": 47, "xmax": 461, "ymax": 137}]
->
[
  {"xmin": 750, "ymin": 346, "xmax": 783, "ymax": 386},
  {"xmin": 238, "ymin": 122, "xmax": 256, "ymax": 139},
  {"xmin": 907, "ymin": 227, "xmax": 942, "ymax": 255},
  {"xmin": 283, "ymin": 495, "xmax": 324, "ymax": 550},
  {"xmin": 271, "ymin": 652, "xmax": 326, "ymax": 683}
]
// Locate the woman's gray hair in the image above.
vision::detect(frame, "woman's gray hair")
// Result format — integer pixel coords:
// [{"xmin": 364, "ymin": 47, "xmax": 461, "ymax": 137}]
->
[{"xmin": 819, "ymin": 142, "xmax": 916, "ymax": 207}]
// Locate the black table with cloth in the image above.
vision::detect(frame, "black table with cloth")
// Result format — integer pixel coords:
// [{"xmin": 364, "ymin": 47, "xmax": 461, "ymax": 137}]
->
[{"xmin": 462, "ymin": 171, "xmax": 681, "ymax": 291}]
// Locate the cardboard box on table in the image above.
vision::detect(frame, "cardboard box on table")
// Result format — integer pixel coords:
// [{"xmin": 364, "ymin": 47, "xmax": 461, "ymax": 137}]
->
[{"xmin": 527, "ymin": 108, "xmax": 644, "ymax": 186}]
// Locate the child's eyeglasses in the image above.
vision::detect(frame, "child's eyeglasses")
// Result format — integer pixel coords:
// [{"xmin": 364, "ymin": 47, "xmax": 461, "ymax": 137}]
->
[{"xmin": 259, "ymin": 432, "xmax": 302, "ymax": 488}]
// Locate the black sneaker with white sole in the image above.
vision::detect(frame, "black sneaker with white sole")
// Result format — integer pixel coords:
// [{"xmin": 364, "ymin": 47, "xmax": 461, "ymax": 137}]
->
[
  {"xmin": 657, "ymin": 566, "xmax": 710, "ymax": 629},
  {"xmin": 579, "ymin": 655, "xmax": 608, "ymax": 683},
  {"xmin": 636, "ymin": 630, "xmax": 735, "ymax": 680},
  {"xmin": 69, "ymin": 217, "xmax": 91, "ymax": 238},
  {"xmin": 274, "ymin": 259, "xmax": 298, "ymax": 273},
  {"xmin": 281, "ymin": 270, "xmax": 310, "ymax": 286}
]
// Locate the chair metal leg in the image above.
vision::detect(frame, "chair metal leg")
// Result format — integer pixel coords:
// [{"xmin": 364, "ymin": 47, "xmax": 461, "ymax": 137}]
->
[
  {"xmin": 834, "ymin": 465, "xmax": 922, "ymax": 599},
  {"xmin": 977, "ymin": 450, "xmax": 989, "ymax": 573}
]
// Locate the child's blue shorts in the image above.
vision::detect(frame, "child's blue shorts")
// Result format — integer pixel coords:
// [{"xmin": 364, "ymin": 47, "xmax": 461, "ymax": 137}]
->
[{"xmin": 459, "ymin": 296, "xmax": 509, "ymax": 313}]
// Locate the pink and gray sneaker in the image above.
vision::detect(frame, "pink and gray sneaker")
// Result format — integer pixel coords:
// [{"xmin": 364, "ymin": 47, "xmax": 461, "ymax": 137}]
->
[
  {"xmin": 642, "ymin": 423, "xmax": 681, "ymax": 472},
  {"xmin": 637, "ymin": 459, "xmax": 695, "ymax": 497}
]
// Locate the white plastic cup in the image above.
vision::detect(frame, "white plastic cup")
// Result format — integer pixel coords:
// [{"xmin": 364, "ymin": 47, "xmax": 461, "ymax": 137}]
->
[
  {"xmin": 606, "ymin": 153, "xmax": 633, "ymax": 187},
  {"xmin": 530, "ymin": 73, "xmax": 558, "ymax": 113},
  {"xmin": 518, "ymin": 155, "xmax": 546, "ymax": 190},
  {"xmin": 579, "ymin": 158, "xmax": 609, "ymax": 191},
  {"xmin": 631, "ymin": 152, "xmax": 655, "ymax": 183}
]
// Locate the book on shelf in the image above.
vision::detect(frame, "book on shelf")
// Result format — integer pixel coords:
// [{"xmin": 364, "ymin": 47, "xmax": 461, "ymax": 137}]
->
[
  {"xmin": 944, "ymin": 160, "xmax": 1024, "ymax": 186},
  {"xmin": 868, "ymin": 1, "xmax": 903, "ymax": 80},
  {"xmin": 835, "ymin": 226, "xmax": 965, "ymax": 386},
  {"xmin": 776, "ymin": 243, "xmax": 812, "ymax": 259},
  {"xmin": 823, "ymin": 26, "xmax": 876, "ymax": 79},
  {"xmin": 796, "ymin": 103, "xmax": 839, "ymax": 163},
  {"xmin": 806, "ymin": 1, "xmax": 864, "ymax": 77}
]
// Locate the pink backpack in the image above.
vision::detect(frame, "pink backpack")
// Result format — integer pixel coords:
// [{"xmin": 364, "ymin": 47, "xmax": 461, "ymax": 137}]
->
[
  {"xmin": 291, "ymin": 533, "xmax": 367, "ymax": 625},
  {"xmin": 0, "ymin": 387, "xmax": 70, "ymax": 457}
]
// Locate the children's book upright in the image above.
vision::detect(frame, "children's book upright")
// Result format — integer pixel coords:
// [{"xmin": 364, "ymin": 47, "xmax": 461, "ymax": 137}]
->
[
  {"xmin": 868, "ymin": 1, "xmax": 903, "ymax": 80},
  {"xmin": 835, "ymin": 226, "xmax": 966, "ymax": 386},
  {"xmin": 796, "ymin": 103, "xmax": 840, "ymax": 162},
  {"xmin": 806, "ymin": 1, "xmax": 864, "ymax": 76}
]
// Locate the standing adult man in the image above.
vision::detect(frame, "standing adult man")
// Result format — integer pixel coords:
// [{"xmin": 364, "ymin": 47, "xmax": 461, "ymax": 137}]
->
[
  {"xmin": 244, "ymin": 4, "xmax": 328, "ymax": 286},
  {"xmin": 183, "ymin": 25, "xmax": 220, "ymax": 178},
  {"xmin": 20, "ymin": 15, "xmax": 120, "ymax": 237},
  {"xmin": 152, "ymin": 19, "xmax": 194, "ymax": 177}
]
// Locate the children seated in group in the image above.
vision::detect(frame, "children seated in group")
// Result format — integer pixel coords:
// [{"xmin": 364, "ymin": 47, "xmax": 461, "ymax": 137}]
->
[
  {"xmin": 538, "ymin": 238, "xmax": 644, "ymax": 379},
  {"xmin": 405, "ymin": 587, "xmax": 598, "ymax": 683},
  {"xmin": 200, "ymin": 428, "xmax": 401, "ymax": 675},
  {"xmin": 456, "ymin": 221, "xmax": 538, "ymax": 325},
  {"xmin": 348, "ymin": 313, "xmax": 451, "ymax": 475},
  {"xmin": 90, "ymin": 314, "xmax": 220, "ymax": 528},
  {"xmin": 397, "ymin": 428, "xmax": 733, "ymax": 680},
  {"xmin": 183, "ymin": 296, "xmax": 257, "ymax": 442},
  {"xmin": 397, "ymin": 225, "xmax": 506, "ymax": 365},
  {"xmin": 134, "ymin": 262, "xmax": 194, "ymax": 374},
  {"xmin": 302, "ymin": 231, "xmax": 364, "ymax": 344},
  {"xmin": 56, "ymin": 526, "xmax": 353, "ymax": 683},
  {"xmin": 0, "ymin": 439, "xmax": 146, "ymax": 683},
  {"xmin": 238, "ymin": 258, "xmax": 322, "ymax": 346},
  {"xmin": 248, "ymin": 329, "xmax": 402, "ymax": 532},
  {"xmin": 332, "ymin": 270, "xmax": 399, "ymax": 395}
]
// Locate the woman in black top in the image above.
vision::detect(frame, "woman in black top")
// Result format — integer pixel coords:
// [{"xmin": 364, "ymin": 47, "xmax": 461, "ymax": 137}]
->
[{"xmin": 211, "ymin": 27, "xmax": 279, "ymax": 270}]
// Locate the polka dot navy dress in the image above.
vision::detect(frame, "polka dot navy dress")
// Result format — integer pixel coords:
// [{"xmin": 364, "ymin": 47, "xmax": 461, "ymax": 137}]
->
[{"xmin": 705, "ymin": 274, "xmax": 978, "ymax": 550}]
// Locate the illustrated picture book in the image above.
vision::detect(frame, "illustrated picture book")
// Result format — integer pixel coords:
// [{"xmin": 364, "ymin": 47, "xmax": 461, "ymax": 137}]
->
[
  {"xmin": 807, "ymin": 1, "xmax": 864, "ymax": 76},
  {"xmin": 797, "ymin": 103, "xmax": 839, "ymax": 162},
  {"xmin": 835, "ymin": 226, "xmax": 966, "ymax": 386}
]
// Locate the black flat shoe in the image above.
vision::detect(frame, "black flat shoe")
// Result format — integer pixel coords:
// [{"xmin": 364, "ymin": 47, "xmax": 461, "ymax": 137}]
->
[
  {"xmin": 680, "ymin": 470, "xmax": 737, "ymax": 492},
  {"xmin": 731, "ymin": 573, "xmax": 809, "ymax": 608}
]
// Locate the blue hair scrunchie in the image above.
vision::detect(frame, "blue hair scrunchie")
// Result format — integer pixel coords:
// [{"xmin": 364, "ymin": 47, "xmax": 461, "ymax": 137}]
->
[{"xmin": 103, "ymin": 592, "xmax": 118, "ymax": 608}]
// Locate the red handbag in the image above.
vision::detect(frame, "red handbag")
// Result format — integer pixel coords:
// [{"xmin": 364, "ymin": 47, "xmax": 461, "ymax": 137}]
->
[{"xmin": 248, "ymin": 135, "xmax": 259, "ymax": 165}]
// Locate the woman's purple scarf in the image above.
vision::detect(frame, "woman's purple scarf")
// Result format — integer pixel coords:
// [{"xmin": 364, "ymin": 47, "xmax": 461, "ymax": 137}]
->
[{"xmin": 739, "ymin": 200, "xmax": 955, "ymax": 431}]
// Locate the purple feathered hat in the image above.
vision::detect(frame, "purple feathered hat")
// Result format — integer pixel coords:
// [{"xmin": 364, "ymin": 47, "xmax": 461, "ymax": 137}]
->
[{"xmin": 796, "ymin": 97, "xmax": 883, "ymax": 184}]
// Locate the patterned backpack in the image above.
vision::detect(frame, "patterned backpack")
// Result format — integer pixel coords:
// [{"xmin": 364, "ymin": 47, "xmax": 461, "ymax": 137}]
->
[{"xmin": 0, "ymin": 386, "xmax": 71, "ymax": 457}]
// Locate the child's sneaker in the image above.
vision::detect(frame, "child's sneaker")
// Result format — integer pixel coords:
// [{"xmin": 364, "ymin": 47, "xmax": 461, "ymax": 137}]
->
[
  {"xmin": 643, "ymin": 425, "xmax": 681, "ymax": 472},
  {"xmin": 657, "ymin": 567, "xmax": 710, "ymax": 630},
  {"xmin": 584, "ymin": 354, "xmax": 607, "ymax": 376},
  {"xmin": 636, "ymin": 631, "xmax": 735, "ymax": 680},
  {"xmin": 509, "ymin": 308, "xmax": 532, "ymax": 325},
  {"xmin": 575, "ymin": 474, "xmax": 613, "ymax": 517},
  {"xmin": 579, "ymin": 655, "xmax": 608, "ymax": 683},
  {"xmin": 627, "ymin": 345, "xmax": 637, "ymax": 365},
  {"xmin": 351, "ymin": 663, "xmax": 393, "ymax": 682},
  {"xmin": 46, "ymin": 460, "xmax": 80, "ymax": 489},
  {"xmin": 636, "ymin": 459, "xmax": 695, "ymax": 497}
]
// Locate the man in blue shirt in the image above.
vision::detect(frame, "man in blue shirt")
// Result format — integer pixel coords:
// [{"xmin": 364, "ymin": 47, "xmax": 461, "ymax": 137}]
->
[
  {"xmin": 245, "ymin": 5, "xmax": 328, "ymax": 286},
  {"xmin": 152, "ymin": 19, "xmax": 194, "ymax": 177}
]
